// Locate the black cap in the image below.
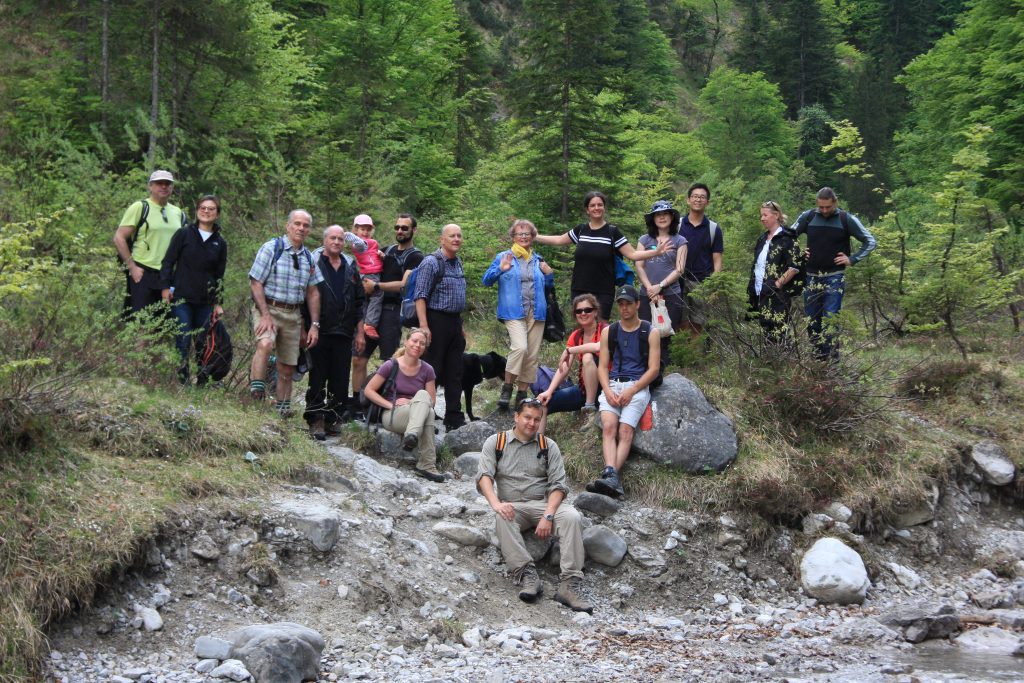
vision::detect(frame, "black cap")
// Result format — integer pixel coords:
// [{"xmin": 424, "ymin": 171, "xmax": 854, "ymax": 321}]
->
[{"xmin": 615, "ymin": 285, "xmax": 640, "ymax": 302}]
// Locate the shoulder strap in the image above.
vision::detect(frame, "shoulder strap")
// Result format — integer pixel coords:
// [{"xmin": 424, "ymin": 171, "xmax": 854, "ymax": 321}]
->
[
  {"xmin": 796, "ymin": 210, "xmax": 813, "ymax": 233},
  {"xmin": 426, "ymin": 252, "xmax": 445, "ymax": 300},
  {"xmin": 639, "ymin": 320, "xmax": 651, "ymax": 361},
  {"xmin": 495, "ymin": 431, "xmax": 507, "ymax": 462},
  {"xmin": 839, "ymin": 210, "xmax": 851, "ymax": 235},
  {"xmin": 608, "ymin": 321, "xmax": 621, "ymax": 371},
  {"xmin": 537, "ymin": 434, "xmax": 549, "ymax": 464},
  {"xmin": 128, "ymin": 199, "xmax": 150, "ymax": 252}
]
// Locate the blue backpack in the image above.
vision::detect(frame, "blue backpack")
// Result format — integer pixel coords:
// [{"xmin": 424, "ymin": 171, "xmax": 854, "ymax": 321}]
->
[
  {"xmin": 401, "ymin": 253, "xmax": 444, "ymax": 327},
  {"xmin": 615, "ymin": 253, "xmax": 635, "ymax": 287}
]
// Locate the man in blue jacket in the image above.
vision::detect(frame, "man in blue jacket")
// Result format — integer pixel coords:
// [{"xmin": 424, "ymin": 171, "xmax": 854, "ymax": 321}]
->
[{"xmin": 792, "ymin": 187, "xmax": 877, "ymax": 361}]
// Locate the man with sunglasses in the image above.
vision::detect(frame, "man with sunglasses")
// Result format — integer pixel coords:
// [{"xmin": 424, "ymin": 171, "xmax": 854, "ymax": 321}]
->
[
  {"xmin": 350, "ymin": 214, "xmax": 423, "ymax": 415},
  {"xmin": 114, "ymin": 170, "xmax": 188, "ymax": 314},
  {"xmin": 477, "ymin": 398, "xmax": 593, "ymax": 613},
  {"xmin": 248, "ymin": 209, "xmax": 324, "ymax": 416}
]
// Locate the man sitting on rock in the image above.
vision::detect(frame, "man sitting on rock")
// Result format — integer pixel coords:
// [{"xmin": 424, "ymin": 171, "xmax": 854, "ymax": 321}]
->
[
  {"xmin": 476, "ymin": 398, "xmax": 593, "ymax": 613},
  {"xmin": 589, "ymin": 284, "xmax": 661, "ymax": 499}
]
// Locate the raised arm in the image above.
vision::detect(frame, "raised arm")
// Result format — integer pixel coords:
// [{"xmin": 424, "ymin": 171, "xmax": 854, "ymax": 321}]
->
[{"xmin": 533, "ymin": 231, "xmax": 573, "ymax": 247}]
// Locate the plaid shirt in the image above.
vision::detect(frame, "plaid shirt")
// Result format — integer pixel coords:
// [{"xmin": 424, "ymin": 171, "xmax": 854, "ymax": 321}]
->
[
  {"xmin": 414, "ymin": 249, "xmax": 466, "ymax": 313},
  {"xmin": 476, "ymin": 430, "xmax": 568, "ymax": 502},
  {"xmin": 248, "ymin": 236, "xmax": 324, "ymax": 304}
]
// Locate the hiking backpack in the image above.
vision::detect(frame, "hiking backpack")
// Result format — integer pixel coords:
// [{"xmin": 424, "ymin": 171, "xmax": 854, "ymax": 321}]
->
[
  {"xmin": 400, "ymin": 253, "xmax": 444, "ymax": 327},
  {"xmin": 194, "ymin": 315, "xmax": 233, "ymax": 385}
]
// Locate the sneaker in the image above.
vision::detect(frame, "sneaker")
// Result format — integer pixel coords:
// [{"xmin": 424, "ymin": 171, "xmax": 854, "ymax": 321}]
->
[
  {"xmin": 497, "ymin": 383, "xmax": 514, "ymax": 411},
  {"xmin": 512, "ymin": 563, "xmax": 543, "ymax": 603},
  {"xmin": 402, "ymin": 433, "xmax": 419, "ymax": 451},
  {"xmin": 364, "ymin": 324, "xmax": 380, "ymax": 340},
  {"xmin": 413, "ymin": 467, "xmax": 445, "ymax": 483},
  {"xmin": 309, "ymin": 416, "xmax": 326, "ymax": 441},
  {"xmin": 554, "ymin": 577, "xmax": 593, "ymax": 613}
]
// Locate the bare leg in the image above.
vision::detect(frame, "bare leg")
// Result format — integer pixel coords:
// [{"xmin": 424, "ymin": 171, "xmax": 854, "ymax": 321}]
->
[
  {"xmin": 276, "ymin": 362, "xmax": 295, "ymax": 403},
  {"xmin": 600, "ymin": 412, "xmax": 620, "ymax": 468},
  {"xmin": 580, "ymin": 353, "xmax": 598, "ymax": 404},
  {"xmin": 613, "ymin": 423, "xmax": 635, "ymax": 471}
]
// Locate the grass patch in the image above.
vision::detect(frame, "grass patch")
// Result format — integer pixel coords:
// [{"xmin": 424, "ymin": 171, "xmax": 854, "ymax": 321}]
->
[{"xmin": 0, "ymin": 380, "xmax": 328, "ymax": 681}]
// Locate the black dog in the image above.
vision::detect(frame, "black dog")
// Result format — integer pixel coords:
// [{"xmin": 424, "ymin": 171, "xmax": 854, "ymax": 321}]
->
[{"xmin": 462, "ymin": 351, "xmax": 506, "ymax": 422}]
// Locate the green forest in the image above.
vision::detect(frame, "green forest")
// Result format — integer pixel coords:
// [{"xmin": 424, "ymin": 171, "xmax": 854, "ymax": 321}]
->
[{"xmin": 1, "ymin": 1, "xmax": 1023, "ymax": 675}]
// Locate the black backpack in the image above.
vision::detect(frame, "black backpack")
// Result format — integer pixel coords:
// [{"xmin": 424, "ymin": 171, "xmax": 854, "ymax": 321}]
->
[
  {"xmin": 359, "ymin": 360, "xmax": 401, "ymax": 425},
  {"xmin": 607, "ymin": 320, "xmax": 663, "ymax": 389},
  {"xmin": 194, "ymin": 316, "xmax": 233, "ymax": 385},
  {"xmin": 543, "ymin": 281, "xmax": 565, "ymax": 343}
]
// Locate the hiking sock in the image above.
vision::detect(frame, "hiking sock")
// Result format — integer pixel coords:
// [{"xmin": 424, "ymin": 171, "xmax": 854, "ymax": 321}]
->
[
  {"xmin": 276, "ymin": 399, "xmax": 291, "ymax": 415},
  {"xmin": 250, "ymin": 379, "xmax": 266, "ymax": 395}
]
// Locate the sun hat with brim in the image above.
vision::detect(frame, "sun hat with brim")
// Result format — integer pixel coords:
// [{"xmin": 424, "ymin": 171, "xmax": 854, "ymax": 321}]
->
[
  {"xmin": 644, "ymin": 199, "xmax": 680, "ymax": 229},
  {"xmin": 148, "ymin": 170, "xmax": 174, "ymax": 183}
]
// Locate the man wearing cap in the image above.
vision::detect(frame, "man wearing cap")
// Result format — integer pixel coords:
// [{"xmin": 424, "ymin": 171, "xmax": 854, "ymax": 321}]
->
[
  {"xmin": 248, "ymin": 209, "xmax": 324, "ymax": 416},
  {"xmin": 350, "ymin": 213, "xmax": 424, "ymax": 416},
  {"xmin": 113, "ymin": 170, "xmax": 188, "ymax": 313},
  {"xmin": 678, "ymin": 182, "xmax": 724, "ymax": 337},
  {"xmin": 589, "ymin": 284, "xmax": 661, "ymax": 498}
]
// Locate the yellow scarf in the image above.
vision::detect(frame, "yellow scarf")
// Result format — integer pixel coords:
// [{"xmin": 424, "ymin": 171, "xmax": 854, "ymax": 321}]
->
[{"xmin": 510, "ymin": 242, "xmax": 532, "ymax": 260}]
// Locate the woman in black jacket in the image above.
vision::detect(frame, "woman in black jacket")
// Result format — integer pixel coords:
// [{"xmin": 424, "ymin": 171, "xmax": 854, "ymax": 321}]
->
[
  {"xmin": 748, "ymin": 200, "xmax": 800, "ymax": 342},
  {"xmin": 160, "ymin": 195, "xmax": 228, "ymax": 382}
]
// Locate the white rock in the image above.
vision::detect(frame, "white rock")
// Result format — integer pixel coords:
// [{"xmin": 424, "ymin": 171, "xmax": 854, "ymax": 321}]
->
[
  {"xmin": 462, "ymin": 627, "xmax": 482, "ymax": 649},
  {"xmin": 955, "ymin": 627, "xmax": 1024, "ymax": 655},
  {"xmin": 824, "ymin": 502, "xmax": 853, "ymax": 523},
  {"xmin": 432, "ymin": 522, "xmax": 490, "ymax": 548},
  {"xmin": 210, "ymin": 659, "xmax": 251, "ymax": 681},
  {"xmin": 135, "ymin": 606, "xmax": 163, "ymax": 632},
  {"xmin": 195, "ymin": 660, "xmax": 218, "ymax": 674},
  {"xmin": 971, "ymin": 442, "xmax": 1016, "ymax": 486},
  {"xmin": 887, "ymin": 562, "xmax": 922, "ymax": 590},
  {"xmin": 800, "ymin": 537, "xmax": 870, "ymax": 605},
  {"xmin": 194, "ymin": 635, "xmax": 232, "ymax": 660}
]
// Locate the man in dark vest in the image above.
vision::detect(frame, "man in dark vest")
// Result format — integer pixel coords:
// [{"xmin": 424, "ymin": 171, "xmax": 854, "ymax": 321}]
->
[
  {"xmin": 792, "ymin": 187, "xmax": 876, "ymax": 360},
  {"xmin": 305, "ymin": 224, "xmax": 367, "ymax": 440}
]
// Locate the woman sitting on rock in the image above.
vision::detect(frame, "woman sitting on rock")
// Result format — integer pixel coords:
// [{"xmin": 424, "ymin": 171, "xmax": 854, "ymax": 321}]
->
[{"xmin": 362, "ymin": 328, "xmax": 445, "ymax": 482}]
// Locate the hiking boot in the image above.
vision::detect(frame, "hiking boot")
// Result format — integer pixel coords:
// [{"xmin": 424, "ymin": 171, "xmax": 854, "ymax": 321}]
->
[
  {"xmin": 514, "ymin": 390, "xmax": 528, "ymax": 408},
  {"xmin": 309, "ymin": 416, "xmax": 326, "ymax": 441},
  {"xmin": 364, "ymin": 324, "xmax": 380, "ymax": 340},
  {"xmin": 554, "ymin": 577, "xmax": 593, "ymax": 613},
  {"xmin": 497, "ymin": 383, "xmax": 514, "ymax": 410},
  {"xmin": 590, "ymin": 467, "xmax": 624, "ymax": 499},
  {"xmin": 402, "ymin": 432, "xmax": 419, "ymax": 451},
  {"xmin": 581, "ymin": 402, "xmax": 598, "ymax": 414},
  {"xmin": 512, "ymin": 563, "xmax": 543, "ymax": 603},
  {"xmin": 414, "ymin": 467, "xmax": 445, "ymax": 483}
]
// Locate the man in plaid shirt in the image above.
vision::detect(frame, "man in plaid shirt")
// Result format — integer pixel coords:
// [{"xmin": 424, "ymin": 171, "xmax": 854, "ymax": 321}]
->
[{"xmin": 248, "ymin": 209, "xmax": 324, "ymax": 416}]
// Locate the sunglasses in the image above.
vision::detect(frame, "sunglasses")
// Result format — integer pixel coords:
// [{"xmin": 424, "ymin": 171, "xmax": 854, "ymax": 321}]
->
[
  {"xmin": 516, "ymin": 397, "xmax": 543, "ymax": 411},
  {"xmin": 762, "ymin": 201, "xmax": 781, "ymax": 211},
  {"xmin": 291, "ymin": 253, "xmax": 300, "ymax": 270},
  {"xmin": 574, "ymin": 307, "xmax": 596, "ymax": 315},
  {"xmin": 394, "ymin": 225, "xmax": 412, "ymax": 231}
]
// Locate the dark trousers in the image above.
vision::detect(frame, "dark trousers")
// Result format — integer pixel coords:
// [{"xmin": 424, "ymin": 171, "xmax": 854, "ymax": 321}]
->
[
  {"xmin": 304, "ymin": 334, "xmax": 353, "ymax": 424},
  {"xmin": 748, "ymin": 287, "xmax": 792, "ymax": 344},
  {"xmin": 803, "ymin": 273, "xmax": 845, "ymax": 360},
  {"xmin": 424, "ymin": 309, "xmax": 465, "ymax": 422},
  {"xmin": 128, "ymin": 266, "xmax": 164, "ymax": 312}
]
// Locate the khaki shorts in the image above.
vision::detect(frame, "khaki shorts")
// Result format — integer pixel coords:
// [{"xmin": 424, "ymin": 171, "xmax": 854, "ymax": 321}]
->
[
  {"xmin": 680, "ymin": 278, "xmax": 708, "ymax": 327},
  {"xmin": 252, "ymin": 304, "xmax": 303, "ymax": 366}
]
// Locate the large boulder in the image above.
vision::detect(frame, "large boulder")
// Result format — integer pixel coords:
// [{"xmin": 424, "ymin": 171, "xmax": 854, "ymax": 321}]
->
[
  {"xmin": 970, "ymin": 441, "xmax": 1016, "ymax": 486},
  {"xmin": 800, "ymin": 537, "xmax": 870, "ymax": 605},
  {"xmin": 631, "ymin": 374, "xmax": 737, "ymax": 473},
  {"xmin": 443, "ymin": 421, "xmax": 497, "ymax": 456},
  {"xmin": 228, "ymin": 622, "xmax": 324, "ymax": 683}
]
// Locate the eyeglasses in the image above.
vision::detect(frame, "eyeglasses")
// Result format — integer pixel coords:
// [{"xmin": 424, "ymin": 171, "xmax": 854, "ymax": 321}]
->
[
  {"xmin": 197, "ymin": 205, "xmax": 217, "ymax": 213},
  {"xmin": 514, "ymin": 232, "xmax": 533, "ymax": 238},
  {"xmin": 689, "ymin": 195, "xmax": 709, "ymax": 202},
  {"xmin": 394, "ymin": 225, "xmax": 412, "ymax": 231},
  {"xmin": 574, "ymin": 307, "xmax": 596, "ymax": 315}
]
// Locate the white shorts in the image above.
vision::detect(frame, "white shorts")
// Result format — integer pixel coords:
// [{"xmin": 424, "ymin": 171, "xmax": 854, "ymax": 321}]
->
[{"xmin": 598, "ymin": 379, "xmax": 650, "ymax": 428}]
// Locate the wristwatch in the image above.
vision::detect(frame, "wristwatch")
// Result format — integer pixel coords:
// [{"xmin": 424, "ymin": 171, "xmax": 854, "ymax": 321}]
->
[
  {"xmin": 543, "ymin": 513, "xmax": 554, "ymax": 522},
  {"xmin": 311, "ymin": 321, "xmax": 321, "ymax": 328}
]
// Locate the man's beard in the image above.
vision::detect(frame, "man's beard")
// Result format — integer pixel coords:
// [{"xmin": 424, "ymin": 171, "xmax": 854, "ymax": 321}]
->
[{"xmin": 396, "ymin": 233, "xmax": 412, "ymax": 245}]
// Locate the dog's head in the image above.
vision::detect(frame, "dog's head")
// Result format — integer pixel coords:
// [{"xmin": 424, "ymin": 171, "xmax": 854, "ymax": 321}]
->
[{"xmin": 479, "ymin": 351, "xmax": 506, "ymax": 380}]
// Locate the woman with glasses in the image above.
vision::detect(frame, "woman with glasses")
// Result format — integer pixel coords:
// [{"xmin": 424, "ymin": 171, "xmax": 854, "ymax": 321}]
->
[
  {"xmin": 635, "ymin": 200, "xmax": 688, "ymax": 337},
  {"xmin": 483, "ymin": 219, "xmax": 555, "ymax": 410},
  {"xmin": 748, "ymin": 200, "xmax": 801, "ymax": 342},
  {"xmin": 362, "ymin": 328, "xmax": 445, "ymax": 482},
  {"xmin": 160, "ymin": 195, "xmax": 228, "ymax": 384},
  {"xmin": 536, "ymin": 293, "xmax": 607, "ymax": 428},
  {"xmin": 535, "ymin": 191, "xmax": 667, "ymax": 321}
]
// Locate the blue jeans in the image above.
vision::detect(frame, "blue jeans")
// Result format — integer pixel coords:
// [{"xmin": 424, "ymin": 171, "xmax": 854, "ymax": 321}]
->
[
  {"xmin": 545, "ymin": 385, "xmax": 585, "ymax": 414},
  {"xmin": 172, "ymin": 301, "xmax": 213, "ymax": 364},
  {"xmin": 803, "ymin": 273, "xmax": 845, "ymax": 360}
]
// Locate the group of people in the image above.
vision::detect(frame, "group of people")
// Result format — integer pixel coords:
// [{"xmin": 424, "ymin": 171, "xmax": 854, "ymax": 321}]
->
[{"xmin": 116, "ymin": 171, "xmax": 876, "ymax": 612}]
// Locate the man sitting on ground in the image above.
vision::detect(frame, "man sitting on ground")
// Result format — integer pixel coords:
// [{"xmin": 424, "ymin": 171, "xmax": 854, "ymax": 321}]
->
[
  {"xmin": 476, "ymin": 399, "xmax": 593, "ymax": 613},
  {"xmin": 589, "ymin": 285, "xmax": 661, "ymax": 499}
]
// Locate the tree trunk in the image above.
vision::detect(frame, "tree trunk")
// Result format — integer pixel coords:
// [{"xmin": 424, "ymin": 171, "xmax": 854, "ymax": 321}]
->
[
  {"xmin": 148, "ymin": 0, "xmax": 159, "ymax": 166},
  {"xmin": 560, "ymin": 79, "xmax": 570, "ymax": 223},
  {"xmin": 703, "ymin": 0, "xmax": 722, "ymax": 81},
  {"xmin": 101, "ymin": 0, "xmax": 110, "ymax": 129}
]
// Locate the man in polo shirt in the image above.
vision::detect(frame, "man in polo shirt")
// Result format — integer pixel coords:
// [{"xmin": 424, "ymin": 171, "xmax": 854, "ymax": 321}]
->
[
  {"xmin": 415, "ymin": 223, "xmax": 467, "ymax": 431},
  {"xmin": 590, "ymin": 285, "xmax": 661, "ymax": 499},
  {"xmin": 477, "ymin": 398, "xmax": 593, "ymax": 613},
  {"xmin": 792, "ymin": 187, "xmax": 876, "ymax": 361},
  {"xmin": 678, "ymin": 182, "xmax": 724, "ymax": 337},
  {"xmin": 350, "ymin": 213, "xmax": 424, "ymax": 416},
  {"xmin": 113, "ymin": 170, "xmax": 187, "ymax": 313},
  {"xmin": 248, "ymin": 210, "xmax": 324, "ymax": 416}
]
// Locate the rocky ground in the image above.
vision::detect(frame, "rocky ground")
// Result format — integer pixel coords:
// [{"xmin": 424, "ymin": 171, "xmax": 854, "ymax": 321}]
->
[{"xmin": 42, "ymin": 418, "xmax": 1024, "ymax": 683}]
